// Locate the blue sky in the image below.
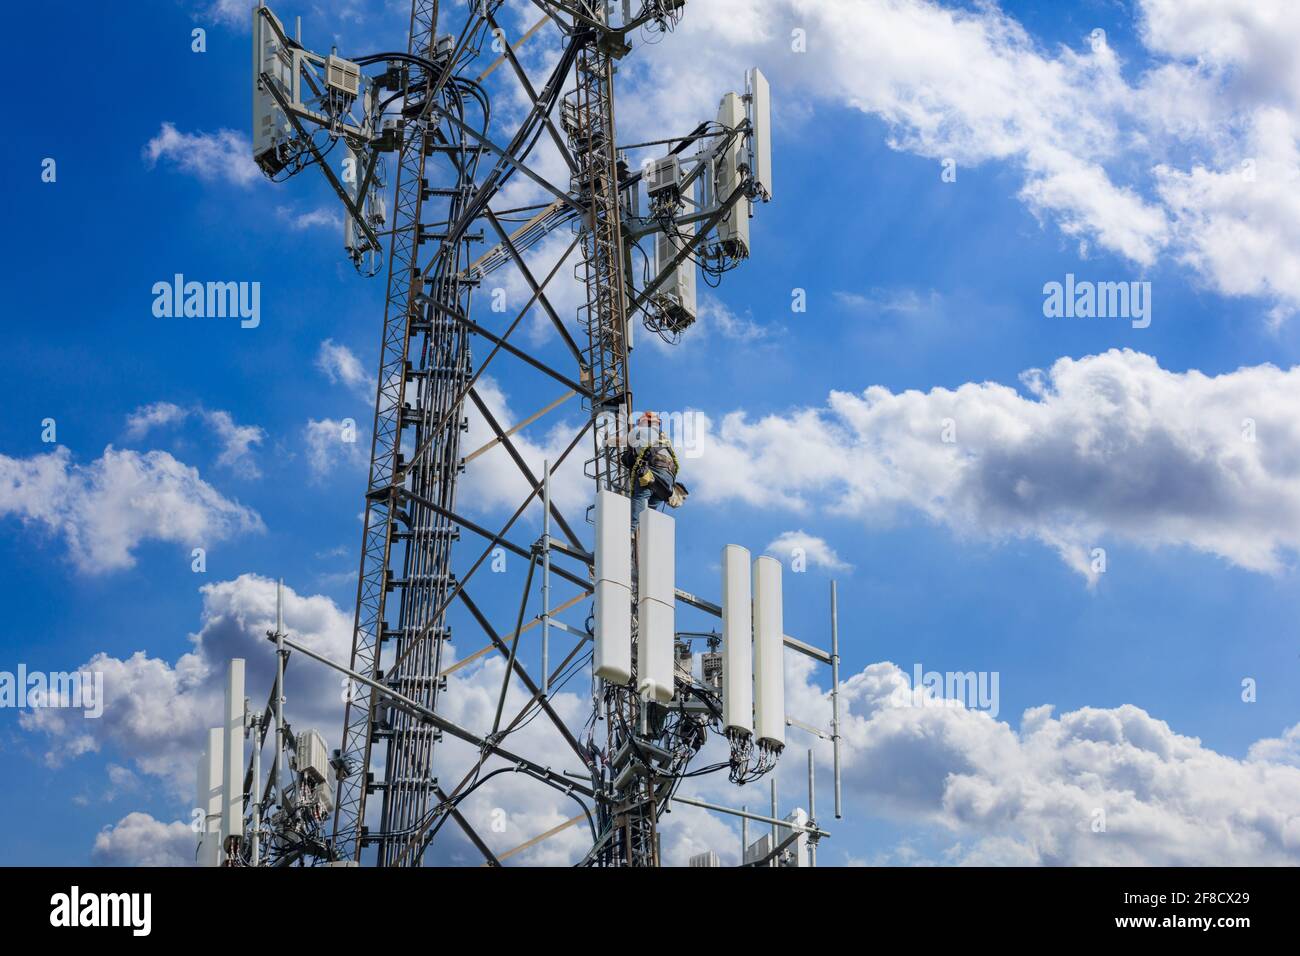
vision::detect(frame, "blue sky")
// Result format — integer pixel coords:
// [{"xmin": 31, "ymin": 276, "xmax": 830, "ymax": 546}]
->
[{"xmin": 3, "ymin": 0, "xmax": 1300, "ymax": 866}]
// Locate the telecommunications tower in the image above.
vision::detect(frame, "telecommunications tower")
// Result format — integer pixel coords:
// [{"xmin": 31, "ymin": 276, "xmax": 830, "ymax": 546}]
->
[{"xmin": 213, "ymin": 0, "xmax": 843, "ymax": 867}]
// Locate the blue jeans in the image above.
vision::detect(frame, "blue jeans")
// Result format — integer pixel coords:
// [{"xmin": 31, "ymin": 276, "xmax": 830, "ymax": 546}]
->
[{"xmin": 631, "ymin": 467, "xmax": 673, "ymax": 531}]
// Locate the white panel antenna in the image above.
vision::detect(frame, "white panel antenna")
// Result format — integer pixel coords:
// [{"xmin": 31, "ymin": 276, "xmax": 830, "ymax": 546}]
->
[
  {"xmin": 721, "ymin": 544, "xmax": 754, "ymax": 736},
  {"xmin": 197, "ymin": 727, "xmax": 224, "ymax": 867},
  {"xmin": 594, "ymin": 490, "xmax": 633, "ymax": 684},
  {"xmin": 252, "ymin": 7, "xmax": 295, "ymax": 176},
  {"xmin": 344, "ymin": 143, "xmax": 362, "ymax": 258},
  {"xmin": 636, "ymin": 508, "xmax": 676, "ymax": 703},
  {"xmin": 714, "ymin": 91, "xmax": 751, "ymax": 259},
  {"xmin": 752, "ymin": 555, "xmax": 785, "ymax": 748},
  {"xmin": 222, "ymin": 659, "xmax": 246, "ymax": 852},
  {"xmin": 653, "ymin": 220, "xmax": 697, "ymax": 330},
  {"xmin": 746, "ymin": 67, "xmax": 772, "ymax": 201}
]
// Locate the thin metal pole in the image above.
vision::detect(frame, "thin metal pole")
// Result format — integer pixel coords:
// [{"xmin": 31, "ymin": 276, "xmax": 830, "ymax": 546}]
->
[
  {"xmin": 541, "ymin": 459, "xmax": 551, "ymax": 695},
  {"xmin": 740, "ymin": 804, "xmax": 747, "ymax": 865},
  {"xmin": 274, "ymin": 579, "xmax": 286, "ymax": 812},
  {"xmin": 770, "ymin": 777, "xmax": 778, "ymax": 868},
  {"xmin": 831, "ymin": 579, "xmax": 842, "ymax": 819},
  {"xmin": 492, "ymin": 555, "xmax": 536, "ymax": 735},
  {"xmin": 807, "ymin": 748, "xmax": 816, "ymax": 867},
  {"xmin": 249, "ymin": 713, "xmax": 260, "ymax": 866}
]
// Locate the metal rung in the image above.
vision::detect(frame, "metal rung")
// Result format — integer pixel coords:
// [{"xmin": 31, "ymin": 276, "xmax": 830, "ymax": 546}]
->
[
  {"xmin": 422, "ymin": 185, "xmax": 471, "ymax": 199},
  {"xmin": 424, "ymin": 142, "xmax": 489, "ymax": 154},
  {"xmin": 421, "ymin": 231, "xmax": 488, "ymax": 244}
]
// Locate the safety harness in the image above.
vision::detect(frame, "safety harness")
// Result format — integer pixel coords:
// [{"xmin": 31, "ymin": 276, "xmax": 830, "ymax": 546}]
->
[{"xmin": 631, "ymin": 439, "xmax": 679, "ymax": 490}]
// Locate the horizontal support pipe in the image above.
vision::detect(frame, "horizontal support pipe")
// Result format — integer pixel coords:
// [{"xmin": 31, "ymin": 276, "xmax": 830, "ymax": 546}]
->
[{"xmin": 669, "ymin": 794, "xmax": 830, "ymax": 839}]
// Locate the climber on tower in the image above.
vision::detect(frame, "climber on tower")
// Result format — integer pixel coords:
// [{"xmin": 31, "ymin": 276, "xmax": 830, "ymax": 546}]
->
[{"xmin": 622, "ymin": 411, "xmax": 687, "ymax": 531}]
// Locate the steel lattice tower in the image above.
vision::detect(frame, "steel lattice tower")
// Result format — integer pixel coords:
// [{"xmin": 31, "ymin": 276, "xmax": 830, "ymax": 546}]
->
[
  {"xmin": 332, "ymin": 0, "xmax": 451, "ymax": 863},
  {"xmin": 246, "ymin": 0, "xmax": 814, "ymax": 868}
]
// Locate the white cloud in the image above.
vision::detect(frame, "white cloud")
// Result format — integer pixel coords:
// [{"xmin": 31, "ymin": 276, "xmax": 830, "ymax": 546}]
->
[
  {"xmin": 25, "ymin": 574, "xmax": 1300, "ymax": 866},
  {"xmin": 1154, "ymin": 108, "xmax": 1300, "ymax": 323},
  {"xmin": 316, "ymin": 339, "xmax": 372, "ymax": 399},
  {"xmin": 20, "ymin": 574, "xmax": 600, "ymax": 865},
  {"xmin": 783, "ymin": 655, "xmax": 1300, "ymax": 865},
  {"xmin": 279, "ymin": 205, "xmax": 344, "ymax": 232},
  {"xmin": 618, "ymin": 0, "xmax": 1166, "ymax": 264},
  {"xmin": 206, "ymin": 0, "xmax": 250, "ymax": 28},
  {"xmin": 303, "ymin": 418, "xmax": 366, "ymax": 480},
  {"xmin": 21, "ymin": 575, "xmax": 353, "ymax": 795},
  {"xmin": 1249, "ymin": 724, "xmax": 1300, "ymax": 769},
  {"xmin": 125, "ymin": 402, "xmax": 187, "ymax": 438},
  {"xmin": 615, "ymin": 0, "xmax": 1300, "ymax": 317},
  {"xmin": 766, "ymin": 530, "xmax": 850, "ymax": 572},
  {"xmin": 143, "ymin": 123, "xmax": 260, "ymax": 187},
  {"xmin": 105, "ymin": 763, "xmax": 140, "ymax": 801},
  {"xmin": 91, "ymin": 812, "xmax": 195, "ymax": 867},
  {"xmin": 689, "ymin": 349, "xmax": 1300, "ymax": 583},
  {"xmin": 0, "ymin": 446, "xmax": 263, "ymax": 573},
  {"xmin": 208, "ymin": 0, "xmax": 370, "ymax": 31},
  {"xmin": 700, "ymin": 296, "xmax": 772, "ymax": 343},
  {"xmin": 124, "ymin": 403, "xmax": 266, "ymax": 479},
  {"xmin": 180, "ymin": 1, "xmax": 1300, "ymax": 317},
  {"xmin": 1138, "ymin": 0, "xmax": 1300, "ymax": 114},
  {"xmin": 834, "ymin": 288, "xmax": 939, "ymax": 316},
  {"xmin": 202, "ymin": 410, "xmax": 266, "ymax": 479}
]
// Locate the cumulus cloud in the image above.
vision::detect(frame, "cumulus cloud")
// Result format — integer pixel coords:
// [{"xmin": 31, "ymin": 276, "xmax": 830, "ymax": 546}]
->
[
  {"xmin": 19, "ymin": 574, "xmax": 600, "ymax": 865},
  {"xmin": 207, "ymin": 0, "xmax": 369, "ymax": 31},
  {"xmin": 698, "ymin": 296, "xmax": 772, "ymax": 343},
  {"xmin": 615, "ymin": 0, "xmax": 1165, "ymax": 266},
  {"xmin": 279, "ymin": 205, "xmax": 344, "ymax": 232},
  {"xmin": 143, "ymin": 123, "xmax": 260, "ymax": 187},
  {"xmin": 316, "ymin": 339, "xmax": 372, "ymax": 399},
  {"xmin": 613, "ymin": 0, "xmax": 1300, "ymax": 318},
  {"xmin": 21, "ymin": 575, "xmax": 353, "ymax": 795},
  {"xmin": 124, "ymin": 403, "xmax": 266, "ymax": 478},
  {"xmin": 1154, "ymin": 107, "xmax": 1300, "ymax": 323},
  {"xmin": 689, "ymin": 349, "xmax": 1300, "ymax": 583},
  {"xmin": 24, "ymin": 575, "xmax": 1300, "ymax": 866},
  {"xmin": 783, "ymin": 654, "xmax": 1300, "ymax": 865},
  {"xmin": 0, "ymin": 446, "xmax": 263, "ymax": 573},
  {"xmin": 303, "ymin": 418, "xmax": 367, "ymax": 480},
  {"xmin": 1249, "ymin": 724, "xmax": 1300, "ymax": 769},
  {"xmin": 92, "ymin": 812, "xmax": 195, "ymax": 867},
  {"xmin": 125, "ymin": 402, "xmax": 187, "ymax": 438},
  {"xmin": 766, "ymin": 530, "xmax": 850, "ymax": 572},
  {"xmin": 203, "ymin": 411, "xmax": 266, "ymax": 479},
  {"xmin": 185, "ymin": 1, "xmax": 1300, "ymax": 317}
]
